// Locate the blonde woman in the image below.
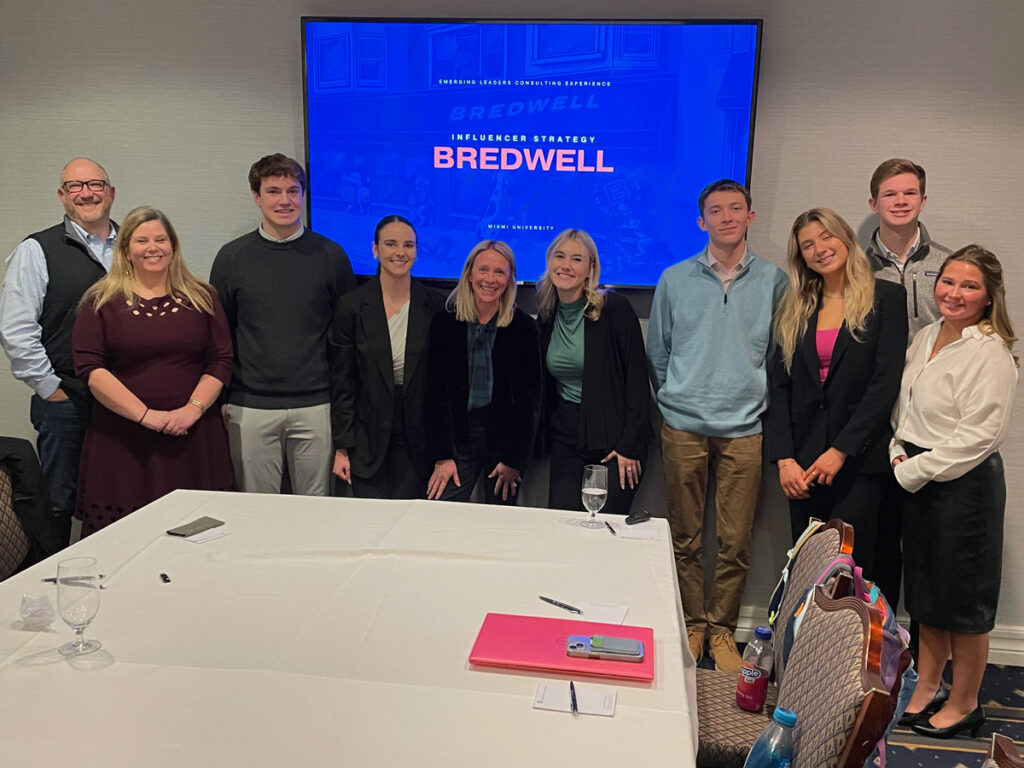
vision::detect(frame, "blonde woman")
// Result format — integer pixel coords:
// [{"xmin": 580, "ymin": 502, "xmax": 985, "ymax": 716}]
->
[
  {"xmin": 535, "ymin": 229, "xmax": 650, "ymax": 515},
  {"xmin": 73, "ymin": 206, "xmax": 233, "ymax": 535},
  {"xmin": 766, "ymin": 208, "xmax": 907, "ymax": 575},
  {"xmin": 891, "ymin": 246, "xmax": 1017, "ymax": 739},
  {"xmin": 425, "ymin": 240, "xmax": 541, "ymax": 504}
]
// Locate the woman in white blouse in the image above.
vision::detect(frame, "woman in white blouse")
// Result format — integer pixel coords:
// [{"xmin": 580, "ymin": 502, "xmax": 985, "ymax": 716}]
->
[{"xmin": 890, "ymin": 245, "xmax": 1017, "ymax": 739}]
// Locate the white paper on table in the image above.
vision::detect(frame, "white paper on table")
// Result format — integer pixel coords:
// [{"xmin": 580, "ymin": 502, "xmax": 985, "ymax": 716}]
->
[
  {"xmin": 617, "ymin": 523, "xmax": 662, "ymax": 541},
  {"xmin": 185, "ymin": 529, "xmax": 230, "ymax": 544},
  {"xmin": 578, "ymin": 602, "xmax": 629, "ymax": 624},
  {"xmin": 533, "ymin": 681, "xmax": 616, "ymax": 716}
]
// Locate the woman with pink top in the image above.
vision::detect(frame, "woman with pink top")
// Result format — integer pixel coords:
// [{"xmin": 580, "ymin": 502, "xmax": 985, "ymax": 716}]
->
[{"xmin": 765, "ymin": 208, "xmax": 906, "ymax": 577}]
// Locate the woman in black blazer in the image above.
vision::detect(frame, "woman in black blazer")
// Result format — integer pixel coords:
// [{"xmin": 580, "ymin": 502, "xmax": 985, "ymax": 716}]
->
[
  {"xmin": 425, "ymin": 240, "xmax": 542, "ymax": 505},
  {"xmin": 536, "ymin": 229, "xmax": 650, "ymax": 515},
  {"xmin": 766, "ymin": 208, "xmax": 907, "ymax": 573},
  {"xmin": 331, "ymin": 215, "xmax": 445, "ymax": 498}
]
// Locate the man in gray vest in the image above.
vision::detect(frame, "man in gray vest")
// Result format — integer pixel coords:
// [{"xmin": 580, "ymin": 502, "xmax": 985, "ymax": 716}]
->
[{"xmin": 0, "ymin": 158, "xmax": 116, "ymax": 549}]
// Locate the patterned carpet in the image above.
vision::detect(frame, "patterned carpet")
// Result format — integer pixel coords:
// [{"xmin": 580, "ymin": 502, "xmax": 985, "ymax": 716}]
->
[{"xmin": 886, "ymin": 662, "xmax": 1024, "ymax": 768}]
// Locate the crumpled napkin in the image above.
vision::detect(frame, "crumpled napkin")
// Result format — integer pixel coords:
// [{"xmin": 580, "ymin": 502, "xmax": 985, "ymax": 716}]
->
[{"xmin": 20, "ymin": 594, "xmax": 56, "ymax": 630}]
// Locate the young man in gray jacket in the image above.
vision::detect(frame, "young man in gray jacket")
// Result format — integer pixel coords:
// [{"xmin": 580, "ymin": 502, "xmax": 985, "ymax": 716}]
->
[
  {"xmin": 864, "ymin": 158, "xmax": 952, "ymax": 639},
  {"xmin": 865, "ymin": 158, "xmax": 953, "ymax": 340}
]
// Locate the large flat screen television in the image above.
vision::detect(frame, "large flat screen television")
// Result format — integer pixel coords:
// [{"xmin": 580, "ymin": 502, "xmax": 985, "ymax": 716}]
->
[{"xmin": 303, "ymin": 18, "xmax": 761, "ymax": 286}]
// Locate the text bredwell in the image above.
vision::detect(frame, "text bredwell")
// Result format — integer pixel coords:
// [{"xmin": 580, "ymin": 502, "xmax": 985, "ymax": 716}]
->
[{"xmin": 434, "ymin": 147, "xmax": 614, "ymax": 172}]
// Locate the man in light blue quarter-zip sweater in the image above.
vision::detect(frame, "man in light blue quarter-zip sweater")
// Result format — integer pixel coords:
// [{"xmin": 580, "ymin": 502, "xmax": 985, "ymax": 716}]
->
[{"xmin": 647, "ymin": 179, "xmax": 786, "ymax": 672}]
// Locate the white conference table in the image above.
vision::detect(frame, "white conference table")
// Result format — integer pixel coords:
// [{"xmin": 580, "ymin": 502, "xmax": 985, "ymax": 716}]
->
[{"xmin": 0, "ymin": 490, "xmax": 697, "ymax": 767}]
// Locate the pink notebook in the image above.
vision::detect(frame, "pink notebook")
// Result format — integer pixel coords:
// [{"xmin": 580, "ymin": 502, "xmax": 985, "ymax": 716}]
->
[{"xmin": 468, "ymin": 612, "xmax": 655, "ymax": 683}]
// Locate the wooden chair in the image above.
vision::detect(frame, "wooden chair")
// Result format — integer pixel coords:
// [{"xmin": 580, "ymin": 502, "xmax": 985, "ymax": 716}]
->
[
  {"xmin": 987, "ymin": 734, "xmax": 1024, "ymax": 768},
  {"xmin": 775, "ymin": 587, "xmax": 891, "ymax": 768},
  {"xmin": 695, "ymin": 519, "xmax": 857, "ymax": 768},
  {"xmin": 696, "ymin": 585, "xmax": 892, "ymax": 768}
]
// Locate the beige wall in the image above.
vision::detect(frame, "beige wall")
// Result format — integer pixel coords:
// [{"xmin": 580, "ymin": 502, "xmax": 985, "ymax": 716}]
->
[{"xmin": 2, "ymin": 0, "xmax": 1022, "ymax": 661}]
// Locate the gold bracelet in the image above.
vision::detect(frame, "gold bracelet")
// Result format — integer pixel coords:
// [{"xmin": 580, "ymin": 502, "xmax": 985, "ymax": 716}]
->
[{"xmin": 188, "ymin": 399, "xmax": 205, "ymax": 414}]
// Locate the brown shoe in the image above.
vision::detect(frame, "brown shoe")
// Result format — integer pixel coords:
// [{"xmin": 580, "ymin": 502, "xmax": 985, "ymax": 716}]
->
[
  {"xmin": 709, "ymin": 632, "xmax": 743, "ymax": 674},
  {"xmin": 687, "ymin": 627, "xmax": 706, "ymax": 663}
]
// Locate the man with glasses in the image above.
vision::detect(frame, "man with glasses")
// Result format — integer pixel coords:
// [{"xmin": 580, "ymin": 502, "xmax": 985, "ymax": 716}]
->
[{"xmin": 0, "ymin": 158, "xmax": 117, "ymax": 550}]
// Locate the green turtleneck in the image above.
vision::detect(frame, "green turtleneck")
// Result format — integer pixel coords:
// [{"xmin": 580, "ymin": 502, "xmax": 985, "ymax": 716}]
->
[{"xmin": 546, "ymin": 296, "xmax": 586, "ymax": 403}]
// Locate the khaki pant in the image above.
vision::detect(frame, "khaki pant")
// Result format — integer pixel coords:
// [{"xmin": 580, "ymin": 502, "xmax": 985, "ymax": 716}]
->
[
  {"xmin": 661, "ymin": 424, "xmax": 762, "ymax": 635},
  {"xmin": 225, "ymin": 403, "xmax": 332, "ymax": 496}
]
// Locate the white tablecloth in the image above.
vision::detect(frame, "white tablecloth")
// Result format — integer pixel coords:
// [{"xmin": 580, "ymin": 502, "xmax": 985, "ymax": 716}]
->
[{"xmin": 0, "ymin": 490, "xmax": 697, "ymax": 767}]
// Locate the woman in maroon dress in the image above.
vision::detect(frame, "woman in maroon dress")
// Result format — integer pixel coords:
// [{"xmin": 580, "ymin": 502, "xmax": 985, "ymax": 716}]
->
[{"xmin": 73, "ymin": 206, "xmax": 234, "ymax": 535}]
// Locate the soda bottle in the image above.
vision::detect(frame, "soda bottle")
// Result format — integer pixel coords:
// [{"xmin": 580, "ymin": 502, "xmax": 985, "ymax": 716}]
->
[
  {"xmin": 736, "ymin": 625, "xmax": 774, "ymax": 712},
  {"xmin": 742, "ymin": 707, "xmax": 797, "ymax": 768}
]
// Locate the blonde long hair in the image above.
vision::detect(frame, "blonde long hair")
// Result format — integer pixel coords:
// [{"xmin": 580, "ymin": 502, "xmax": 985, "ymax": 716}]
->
[
  {"xmin": 448, "ymin": 240, "xmax": 517, "ymax": 327},
  {"xmin": 774, "ymin": 208, "xmax": 875, "ymax": 371},
  {"xmin": 82, "ymin": 206, "xmax": 214, "ymax": 314},
  {"xmin": 535, "ymin": 229, "xmax": 606, "ymax": 322},
  {"xmin": 940, "ymin": 245, "xmax": 1018, "ymax": 365}
]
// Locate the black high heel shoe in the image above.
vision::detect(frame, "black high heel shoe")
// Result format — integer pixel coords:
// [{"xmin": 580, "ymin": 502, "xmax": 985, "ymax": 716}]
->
[
  {"xmin": 897, "ymin": 682, "xmax": 951, "ymax": 726},
  {"xmin": 912, "ymin": 706, "xmax": 986, "ymax": 739}
]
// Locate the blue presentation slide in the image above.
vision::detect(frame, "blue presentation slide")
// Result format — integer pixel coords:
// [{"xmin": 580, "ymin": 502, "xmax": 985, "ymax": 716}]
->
[{"xmin": 304, "ymin": 20, "xmax": 759, "ymax": 286}]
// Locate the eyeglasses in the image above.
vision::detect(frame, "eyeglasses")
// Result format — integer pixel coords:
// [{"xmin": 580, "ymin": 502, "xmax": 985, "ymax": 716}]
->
[{"xmin": 62, "ymin": 179, "xmax": 110, "ymax": 193}]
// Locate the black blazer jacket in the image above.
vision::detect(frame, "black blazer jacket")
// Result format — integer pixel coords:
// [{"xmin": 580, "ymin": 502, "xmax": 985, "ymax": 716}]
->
[
  {"xmin": 426, "ymin": 306, "xmax": 542, "ymax": 472},
  {"xmin": 537, "ymin": 291, "xmax": 651, "ymax": 459},
  {"xmin": 331, "ymin": 277, "xmax": 445, "ymax": 480},
  {"xmin": 766, "ymin": 279, "xmax": 908, "ymax": 474}
]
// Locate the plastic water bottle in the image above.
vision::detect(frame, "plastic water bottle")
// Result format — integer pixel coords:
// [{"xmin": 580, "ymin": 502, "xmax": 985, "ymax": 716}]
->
[
  {"xmin": 736, "ymin": 626, "xmax": 774, "ymax": 712},
  {"xmin": 742, "ymin": 707, "xmax": 797, "ymax": 768}
]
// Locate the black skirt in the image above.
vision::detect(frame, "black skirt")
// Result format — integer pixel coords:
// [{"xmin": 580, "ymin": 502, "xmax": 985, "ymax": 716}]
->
[{"xmin": 902, "ymin": 445, "xmax": 1005, "ymax": 634}]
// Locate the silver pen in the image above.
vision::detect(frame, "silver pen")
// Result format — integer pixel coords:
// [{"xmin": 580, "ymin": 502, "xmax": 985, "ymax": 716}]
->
[
  {"xmin": 41, "ymin": 574, "xmax": 105, "ymax": 583},
  {"xmin": 539, "ymin": 595, "xmax": 582, "ymax": 614}
]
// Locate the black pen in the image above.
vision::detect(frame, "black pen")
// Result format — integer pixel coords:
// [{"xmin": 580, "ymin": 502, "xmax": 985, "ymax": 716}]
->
[
  {"xmin": 538, "ymin": 595, "xmax": 582, "ymax": 614},
  {"xmin": 604, "ymin": 521, "xmax": 616, "ymax": 536},
  {"xmin": 569, "ymin": 680, "xmax": 579, "ymax": 716}
]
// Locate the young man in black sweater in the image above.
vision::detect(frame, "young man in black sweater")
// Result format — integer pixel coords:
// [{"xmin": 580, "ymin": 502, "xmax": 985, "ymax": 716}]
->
[{"xmin": 211, "ymin": 154, "xmax": 355, "ymax": 495}]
